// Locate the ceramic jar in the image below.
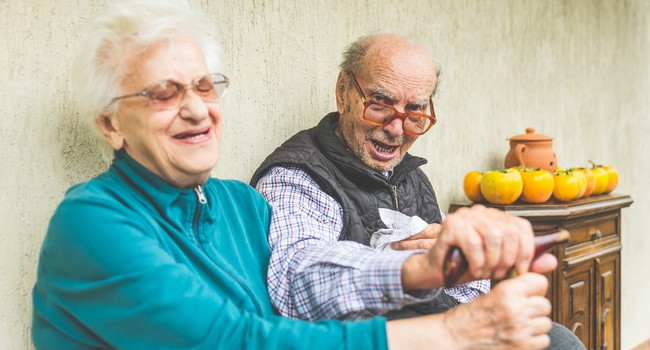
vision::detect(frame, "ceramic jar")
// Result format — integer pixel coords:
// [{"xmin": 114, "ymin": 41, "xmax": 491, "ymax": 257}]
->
[{"xmin": 504, "ymin": 128, "xmax": 558, "ymax": 172}]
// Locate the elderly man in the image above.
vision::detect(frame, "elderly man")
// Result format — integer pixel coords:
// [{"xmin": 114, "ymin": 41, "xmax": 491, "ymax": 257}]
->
[
  {"xmin": 253, "ymin": 33, "xmax": 486, "ymax": 320},
  {"xmin": 252, "ymin": 33, "xmax": 584, "ymax": 348}
]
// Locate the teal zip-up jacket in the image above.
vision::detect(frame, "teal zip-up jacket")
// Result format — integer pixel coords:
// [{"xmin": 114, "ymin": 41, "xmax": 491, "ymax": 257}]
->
[{"xmin": 32, "ymin": 150, "xmax": 388, "ymax": 349}]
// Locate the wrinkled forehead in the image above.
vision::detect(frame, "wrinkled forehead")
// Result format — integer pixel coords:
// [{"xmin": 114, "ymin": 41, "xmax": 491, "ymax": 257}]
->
[
  {"xmin": 121, "ymin": 36, "xmax": 207, "ymax": 83},
  {"xmin": 358, "ymin": 40, "xmax": 438, "ymax": 99}
]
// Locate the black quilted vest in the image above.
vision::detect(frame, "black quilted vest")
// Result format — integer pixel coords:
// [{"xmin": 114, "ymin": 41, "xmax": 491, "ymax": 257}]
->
[{"xmin": 250, "ymin": 112, "xmax": 443, "ymax": 244}]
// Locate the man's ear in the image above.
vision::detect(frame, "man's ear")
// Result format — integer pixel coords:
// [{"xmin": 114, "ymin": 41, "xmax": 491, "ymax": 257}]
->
[
  {"xmin": 96, "ymin": 114, "xmax": 124, "ymax": 150},
  {"xmin": 335, "ymin": 71, "xmax": 347, "ymax": 114}
]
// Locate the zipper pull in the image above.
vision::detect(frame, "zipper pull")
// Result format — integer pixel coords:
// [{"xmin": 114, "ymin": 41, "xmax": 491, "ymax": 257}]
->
[
  {"xmin": 194, "ymin": 185, "xmax": 207, "ymax": 204},
  {"xmin": 391, "ymin": 185, "xmax": 399, "ymax": 210}
]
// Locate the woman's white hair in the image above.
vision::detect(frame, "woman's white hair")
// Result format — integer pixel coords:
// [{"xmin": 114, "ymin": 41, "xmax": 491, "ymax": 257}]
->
[{"xmin": 71, "ymin": 0, "xmax": 224, "ymax": 152}]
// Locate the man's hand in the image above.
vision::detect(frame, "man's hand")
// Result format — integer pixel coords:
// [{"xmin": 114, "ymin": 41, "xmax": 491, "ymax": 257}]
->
[
  {"xmin": 387, "ymin": 273, "xmax": 553, "ymax": 350},
  {"xmin": 433, "ymin": 204, "xmax": 536, "ymax": 282},
  {"xmin": 391, "ymin": 223, "xmax": 441, "ymax": 250},
  {"xmin": 401, "ymin": 204, "xmax": 541, "ymax": 290}
]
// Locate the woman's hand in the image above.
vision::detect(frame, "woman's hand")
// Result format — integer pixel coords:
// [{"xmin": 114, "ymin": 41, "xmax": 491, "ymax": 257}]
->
[{"xmin": 387, "ymin": 273, "xmax": 552, "ymax": 350}]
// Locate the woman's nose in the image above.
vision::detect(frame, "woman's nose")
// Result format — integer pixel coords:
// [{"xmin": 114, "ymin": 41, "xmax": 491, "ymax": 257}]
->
[{"xmin": 178, "ymin": 90, "xmax": 210, "ymax": 121}]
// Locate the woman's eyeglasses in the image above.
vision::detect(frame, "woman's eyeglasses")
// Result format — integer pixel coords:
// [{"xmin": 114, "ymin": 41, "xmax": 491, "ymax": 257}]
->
[{"xmin": 109, "ymin": 73, "xmax": 229, "ymax": 110}]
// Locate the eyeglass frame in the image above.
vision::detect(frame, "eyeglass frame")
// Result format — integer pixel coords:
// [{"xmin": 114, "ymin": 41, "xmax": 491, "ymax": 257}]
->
[
  {"xmin": 108, "ymin": 73, "xmax": 229, "ymax": 109},
  {"xmin": 348, "ymin": 72, "xmax": 437, "ymax": 136}
]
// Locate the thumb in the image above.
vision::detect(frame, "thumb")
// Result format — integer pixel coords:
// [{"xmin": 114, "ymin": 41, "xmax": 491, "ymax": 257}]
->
[
  {"xmin": 529, "ymin": 253, "xmax": 558, "ymax": 274},
  {"xmin": 501, "ymin": 273, "xmax": 548, "ymax": 297}
]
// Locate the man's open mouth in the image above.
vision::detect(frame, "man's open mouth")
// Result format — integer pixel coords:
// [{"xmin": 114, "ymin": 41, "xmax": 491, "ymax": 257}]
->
[{"xmin": 372, "ymin": 140, "xmax": 398, "ymax": 153}]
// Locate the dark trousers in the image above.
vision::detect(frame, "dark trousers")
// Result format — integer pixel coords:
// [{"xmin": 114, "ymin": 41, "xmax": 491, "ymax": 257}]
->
[{"xmin": 383, "ymin": 291, "xmax": 458, "ymax": 320}]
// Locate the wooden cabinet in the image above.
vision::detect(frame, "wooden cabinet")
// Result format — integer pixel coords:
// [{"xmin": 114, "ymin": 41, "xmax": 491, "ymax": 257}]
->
[{"xmin": 450, "ymin": 194, "xmax": 632, "ymax": 350}]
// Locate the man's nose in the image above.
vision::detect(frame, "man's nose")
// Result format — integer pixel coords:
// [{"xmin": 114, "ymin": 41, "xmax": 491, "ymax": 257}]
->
[{"xmin": 382, "ymin": 117, "xmax": 404, "ymax": 137}]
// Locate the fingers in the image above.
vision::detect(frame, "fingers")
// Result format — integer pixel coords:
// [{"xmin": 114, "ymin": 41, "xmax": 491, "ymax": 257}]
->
[
  {"xmin": 492, "ymin": 274, "xmax": 553, "ymax": 348},
  {"xmin": 513, "ymin": 219, "xmax": 535, "ymax": 274},
  {"xmin": 464, "ymin": 210, "xmax": 503, "ymax": 276},
  {"xmin": 392, "ymin": 223, "xmax": 441, "ymax": 250},
  {"xmin": 391, "ymin": 238, "xmax": 437, "ymax": 250},
  {"xmin": 405, "ymin": 223, "xmax": 442, "ymax": 240},
  {"xmin": 435, "ymin": 208, "xmax": 485, "ymax": 278},
  {"xmin": 434, "ymin": 204, "xmax": 535, "ymax": 281},
  {"xmin": 487, "ymin": 211, "xmax": 534, "ymax": 279},
  {"xmin": 442, "ymin": 273, "xmax": 553, "ymax": 349}
]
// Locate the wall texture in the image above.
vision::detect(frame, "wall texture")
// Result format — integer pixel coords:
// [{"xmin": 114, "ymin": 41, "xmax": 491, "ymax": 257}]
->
[{"xmin": 1, "ymin": 0, "xmax": 648, "ymax": 348}]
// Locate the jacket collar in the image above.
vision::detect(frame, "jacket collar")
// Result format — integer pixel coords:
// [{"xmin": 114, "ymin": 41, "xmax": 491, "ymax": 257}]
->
[{"xmin": 111, "ymin": 149, "xmax": 197, "ymax": 209}]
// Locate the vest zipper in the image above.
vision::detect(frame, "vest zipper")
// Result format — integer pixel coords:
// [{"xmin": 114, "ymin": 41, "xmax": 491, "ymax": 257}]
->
[
  {"xmin": 391, "ymin": 185, "xmax": 399, "ymax": 210},
  {"xmin": 194, "ymin": 185, "xmax": 208, "ymax": 204}
]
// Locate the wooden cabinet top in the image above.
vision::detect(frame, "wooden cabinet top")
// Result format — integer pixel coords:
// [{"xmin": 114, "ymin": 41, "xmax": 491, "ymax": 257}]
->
[{"xmin": 449, "ymin": 193, "xmax": 633, "ymax": 220}]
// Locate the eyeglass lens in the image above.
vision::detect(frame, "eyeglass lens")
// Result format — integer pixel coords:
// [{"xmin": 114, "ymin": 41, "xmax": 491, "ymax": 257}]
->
[
  {"xmin": 147, "ymin": 74, "xmax": 228, "ymax": 109},
  {"xmin": 364, "ymin": 104, "xmax": 432, "ymax": 134}
]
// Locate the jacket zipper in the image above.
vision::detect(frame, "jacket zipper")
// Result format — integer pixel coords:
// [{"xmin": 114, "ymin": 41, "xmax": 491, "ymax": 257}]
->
[
  {"xmin": 391, "ymin": 185, "xmax": 399, "ymax": 210},
  {"xmin": 194, "ymin": 185, "xmax": 208, "ymax": 204},
  {"xmin": 192, "ymin": 185, "xmax": 207, "ymax": 248},
  {"xmin": 192, "ymin": 184, "xmax": 264, "ymax": 314},
  {"xmin": 373, "ymin": 172, "xmax": 401, "ymax": 211}
]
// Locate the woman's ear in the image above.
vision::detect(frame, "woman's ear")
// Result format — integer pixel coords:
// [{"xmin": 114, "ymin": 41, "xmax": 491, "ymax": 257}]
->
[
  {"xmin": 335, "ymin": 71, "xmax": 347, "ymax": 114},
  {"xmin": 96, "ymin": 114, "xmax": 124, "ymax": 150}
]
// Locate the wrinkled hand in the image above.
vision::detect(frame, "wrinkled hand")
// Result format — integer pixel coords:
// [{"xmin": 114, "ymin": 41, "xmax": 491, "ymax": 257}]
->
[
  {"xmin": 401, "ymin": 204, "xmax": 540, "ymax": 290},
  {"xmin": 432, "ymin": 204, "xmax": 535, "ymax": 283},
  {"xmin": 444, "ymin": 273, "xmax": 553, "ymax": 349},
  {"xmin": 391, "ymin": 223, "xmax": 441, "ymax": 250},
  {"xmin": 386, "ymin": 273, "xmax": 553, "ymax": 349}
]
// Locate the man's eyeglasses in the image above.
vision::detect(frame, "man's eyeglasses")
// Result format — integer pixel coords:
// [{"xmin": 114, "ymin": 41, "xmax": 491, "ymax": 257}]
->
[
  {"xmin": 109, "ymin": 73, "xmax": 229, "ymax": 110},
  {"xmin": 349, "ymin": 72, "xmax": 436, "ymax": 136}
]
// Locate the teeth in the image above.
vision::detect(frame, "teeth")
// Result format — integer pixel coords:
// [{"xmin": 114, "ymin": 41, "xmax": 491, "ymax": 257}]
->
[
  {"xmin": 176, "ymin": 130, "xmax": 208, "ymax": 139},
  {"xmin": 373, "ymin": 141, "xmax": 396, "ymax": 153}
]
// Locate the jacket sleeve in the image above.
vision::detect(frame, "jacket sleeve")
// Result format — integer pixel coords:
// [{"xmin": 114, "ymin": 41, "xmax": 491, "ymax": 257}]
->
[{"xmin": 33, "ymin": 194, "xmax": 388, "ymax": 350}]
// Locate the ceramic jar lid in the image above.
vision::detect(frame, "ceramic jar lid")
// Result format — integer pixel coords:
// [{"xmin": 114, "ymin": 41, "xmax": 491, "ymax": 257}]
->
[{"xmin": 509, "ymin": 128, "xmax": 553, "ymax": 142}]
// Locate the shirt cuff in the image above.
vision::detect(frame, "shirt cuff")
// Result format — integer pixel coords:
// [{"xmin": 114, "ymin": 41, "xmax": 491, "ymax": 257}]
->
[
  {"xmin": 358, "ymin": 250, "xmax": 441, "ymax": 311},
  {"xmin": 444, "ymin": 279, "xmax": 491, "ymax": 303}
]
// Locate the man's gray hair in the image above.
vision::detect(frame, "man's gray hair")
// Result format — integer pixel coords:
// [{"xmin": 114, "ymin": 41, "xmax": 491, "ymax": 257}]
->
[
  {"xmin": 71, "ymin": 0, "xmax": 224, "ymax": 153},
  {"xmin": 339, "ymin": 34, "xmax": 377, "ymax": 75},
  {"xmin": 339, "ymin": 32, "xmax": 441, "ymax": 96}
]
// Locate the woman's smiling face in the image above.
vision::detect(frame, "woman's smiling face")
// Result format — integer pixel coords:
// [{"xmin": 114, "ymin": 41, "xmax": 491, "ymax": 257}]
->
[{"xmin": 99, "ymin": 36, "xmax": 223, "ymax": 188}]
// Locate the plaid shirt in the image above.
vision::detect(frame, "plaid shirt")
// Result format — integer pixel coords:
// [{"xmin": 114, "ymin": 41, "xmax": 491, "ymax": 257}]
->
[{"xmin": 256, "ymin": 165, "xmax": 490, "ymax": 321}]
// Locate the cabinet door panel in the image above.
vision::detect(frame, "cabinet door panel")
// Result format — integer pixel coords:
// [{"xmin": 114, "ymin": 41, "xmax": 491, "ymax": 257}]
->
[
  {"xmin": 559, "ymin": 260, "xmax": 593, "ymax": 349},
  {"xmin": 597, "ymin": 254, "xmax": 620, "ymax": 350},
  {"xmin": 450, "ymin": 195, "xmax": 632, "ymax": 350}
]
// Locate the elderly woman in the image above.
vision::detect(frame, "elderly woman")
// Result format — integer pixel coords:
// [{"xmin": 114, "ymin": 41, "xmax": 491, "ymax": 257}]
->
[{"xmin": 33, "ymin": 1, "xmax": 560, "ymax": 349}]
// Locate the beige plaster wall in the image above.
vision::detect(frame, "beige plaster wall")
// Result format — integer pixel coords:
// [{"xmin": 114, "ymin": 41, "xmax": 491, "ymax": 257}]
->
[{"xmin": 1, "ymin": 0, "xmax": 649, "ymax": 348}]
